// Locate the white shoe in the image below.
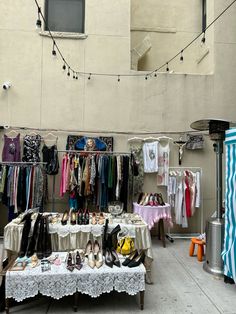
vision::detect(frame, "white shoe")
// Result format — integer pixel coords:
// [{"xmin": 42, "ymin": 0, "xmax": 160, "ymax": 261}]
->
[
  {"xmin": 95, "ymin": 251, "xmax": 103, "ymax": 269},
  {"xmin": 87, "ymin": 252, "xmax": 96, "ymax": 269}
]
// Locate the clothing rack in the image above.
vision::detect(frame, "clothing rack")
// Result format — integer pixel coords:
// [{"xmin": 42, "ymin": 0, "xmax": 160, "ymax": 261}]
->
[
  {"xmin": 57, "ymin": 150, "xmax": 131, "ymax": 155},
  {"xmin": 166, "ymin": 166, "xmax": 203, "ymax": 241},
  {"xmin": 0, "ymin": 162, "xmax": 47, "ymax": 165}
]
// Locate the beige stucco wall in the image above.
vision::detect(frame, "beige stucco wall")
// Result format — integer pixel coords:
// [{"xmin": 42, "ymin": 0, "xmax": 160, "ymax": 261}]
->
[{"xmin": 0, "ymin": 0, "xmax": 236, "ymax": 234}]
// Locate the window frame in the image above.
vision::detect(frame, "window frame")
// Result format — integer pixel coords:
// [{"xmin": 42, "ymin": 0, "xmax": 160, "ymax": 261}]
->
[{"xmin": 44, "ymin": 0, "xmax": 85, "ymax": 34}]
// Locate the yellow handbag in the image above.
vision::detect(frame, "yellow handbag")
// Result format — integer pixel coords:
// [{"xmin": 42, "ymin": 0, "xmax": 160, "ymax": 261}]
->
[{"xmin": 117, "ymin": 237, "xmax": 135, "ymax": 255}]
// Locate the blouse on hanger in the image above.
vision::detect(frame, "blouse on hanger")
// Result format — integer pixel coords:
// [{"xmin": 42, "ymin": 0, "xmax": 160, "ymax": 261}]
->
[{"xmin": 2, "ymin": 134, "xmax": 21, "ymax": 162}]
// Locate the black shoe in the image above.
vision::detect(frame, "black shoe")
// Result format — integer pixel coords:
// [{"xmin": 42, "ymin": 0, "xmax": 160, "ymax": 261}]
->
[
  {"xmin": 110, "ymin": 249, "xmax": 120, "ymax": 267},
  {"xmin": 105, "ymin": 248, "xmax": 113, "ymax": 268},
  {"xmin": 122, "ymin": 250, "xmax": 138, "ymax": 266},
  {"xmin": 127, "ymin": 251, "xmax": 145, "ymax": 268},
  {"xmin": 74, "ymin": 251, "xmax": 82, "ymax": 270}
]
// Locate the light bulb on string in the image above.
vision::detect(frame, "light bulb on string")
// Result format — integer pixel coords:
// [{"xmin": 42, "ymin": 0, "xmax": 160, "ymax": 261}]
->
[
  {"xmin": 76, "ymin": 73, "xmax": 78, "ymax": 80},
  {"xmin": 36, "ymin": 7, "xmax": 42, "ymax": 30},
  {"xmin": 117, "ymin": 75, "xmax": 120, "ymax": 82},
  {"xmin": 145, "ymin": 75, "xmax": 148, "ymax": 80},
  {"xmin": 67, "ymin": 68, "xmax": 70, "ymax": 77},
  {"xmin": 62, "ymin": 63, "xmax": 66, "ymax": 71},
  {"xmin": 201, "ymin": 32, "xmax": 206, "ymax": 45},
  {"xmin": 73, "ymin": 72, "xmax": 75, "ymax": 79},
  {"xmin": 88, "ymin": 73, "xmax": 91, "ymax": 80},
  {"xmin": 180, "ymin": 50, "xmax": 184, "ymax": 63},
  {"xmin": 52, "ymin": 41, "xmax": 56, "ymax": 56},
  {"xmin": 154, "ymin": 71, "xmax": 157, "ymax": 77},
  {"xmin": 166, "ymin": 63, "xmax": 169, "ymax": 72}
]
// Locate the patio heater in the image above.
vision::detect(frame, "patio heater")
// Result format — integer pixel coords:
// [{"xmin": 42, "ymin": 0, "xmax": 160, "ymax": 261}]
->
[{"xmin": 190, "ymin": 119, "xmax": 234, "ymax": 277}]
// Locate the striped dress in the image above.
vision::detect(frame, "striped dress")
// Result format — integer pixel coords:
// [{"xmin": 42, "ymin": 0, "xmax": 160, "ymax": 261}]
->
[{"xmin": 222, "ymin": 128, "xmax": 236, "ymax": 281}]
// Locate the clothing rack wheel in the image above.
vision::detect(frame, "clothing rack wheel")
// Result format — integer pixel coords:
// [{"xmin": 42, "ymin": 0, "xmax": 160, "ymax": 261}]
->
[{"xmin": 73, "ymin": 291, "xmax": 78, "ymax": 312}]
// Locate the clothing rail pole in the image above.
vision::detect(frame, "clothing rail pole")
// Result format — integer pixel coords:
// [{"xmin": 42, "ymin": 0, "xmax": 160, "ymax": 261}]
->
[
  {"xmin": 57, "ymin": 150, "xmax": 131, "ymax": 155},
  {"xmin": 0, "ymin": 162, "xmax": 47, "ymax": 165},
  {"xmin": 52, "ymin": 175, "xmax": 56, "ymax": 212}
]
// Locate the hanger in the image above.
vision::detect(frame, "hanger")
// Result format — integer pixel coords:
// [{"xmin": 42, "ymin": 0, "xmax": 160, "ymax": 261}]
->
[
  {"xmin": 143, "ymin": 136, "xmax": 159, "ymax": 142},
  {"xmin": 4, "ymin": 129, "xmax": 19, "ymax": 139},
  {"xmin": 27, "ymin": 131, "xmax": 38, "ymax": 136},
  {"xmin": 157, "ymin": 136, "xmax": 173, "ymax": 142},
  {"xmin": 43, "ymin": 132, "xmax": 58, "ymax": 143},
  {"xmin": 127, "ymin": 137, "xmax": 144, "ymax": 142}
]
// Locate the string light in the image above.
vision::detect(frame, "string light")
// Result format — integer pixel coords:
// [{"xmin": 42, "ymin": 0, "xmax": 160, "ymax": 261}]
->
[
  {"xmin": 52, "ymin": 41, "xmax": 56, "ymax": 56},
  {"xmin": 180, "ymin": 50, "xmax": 184, "ymax": 62},
  {"xmin": 201, "ymin": 32, "xmax": 206, "ymax": 44},
  {"xmin": 88, "ymin": 73, "xmax": 91, "ymax": 80},
  {"xmin": 36, "ymin": 7, "xmax": 42, "ymax": 29},
  {"xmin": 73, "ymin": 72, "xmax": 75, "ymax": 79},
  {"xmin": 76, "ymin": 73, "xmax": 78, "ymax": 79},
  {"xmin": 34, "ymin": 0, "xmax": 236, "ymax": 80}
]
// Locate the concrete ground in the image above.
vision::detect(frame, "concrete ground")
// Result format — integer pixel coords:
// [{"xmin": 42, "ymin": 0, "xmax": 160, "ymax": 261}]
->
[{"xmin": 1, "ymin": 238, "xmax": 236, "ymax": 314}]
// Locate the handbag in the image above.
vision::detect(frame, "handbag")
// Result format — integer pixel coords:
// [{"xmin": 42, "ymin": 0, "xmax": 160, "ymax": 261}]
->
[{"xmin": 117, "ymin": 236, "xmax": 135, "ymax": 255}]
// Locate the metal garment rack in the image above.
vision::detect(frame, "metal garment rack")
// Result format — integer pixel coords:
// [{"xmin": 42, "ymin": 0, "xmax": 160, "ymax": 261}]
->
[
  {"xmin": 166, "ymin": 166, "xmax": 203, "ymax": 241},
  {"xmin": 0, "ymin": 162, "xmax": 47, "ymax": 165}
]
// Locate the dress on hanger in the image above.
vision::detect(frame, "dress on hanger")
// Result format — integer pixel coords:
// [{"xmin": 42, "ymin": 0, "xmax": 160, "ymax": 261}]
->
[
  {"xmin": 142, "ymin": 141, "xmax": 159, "ymax": 173},
  {"xmin": 42, "ymin": 144, "xmax": 59, "ymax": 175},
  {"xmin": 22, "ymin": 134, "xmax": 41, "ymax": 162},
  {"xmin": 2, "ymin": 134, "xmax": 21, "ymax": 162}
]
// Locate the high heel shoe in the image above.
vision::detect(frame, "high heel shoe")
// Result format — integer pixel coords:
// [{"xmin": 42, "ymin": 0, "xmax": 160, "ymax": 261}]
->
[
  {"xmin": 98, "ymin": 212, "xmax": 105, "ymax": 225},
  {"xmin": 139, "ymin": 193, "xmax": 147, "ymax": 205},
  {"xmin": 87, "ymin": 251, "xmax": 96, "ymax": 269},
  {"xmin": 61, "ymin": 210, "xmax": 69, "ymax": 225},
  {"xmin": 142, "ymin": 193, "xmax": 150, "ymax": 206},
  {"xmin": 122, "ymin": 250, "xmax": 138, "ymax": 266},
  {"xmin": 157, "ymin": 193, "xmax": 165, "ymax": 206},
  {"xmin": 91, "ymin": 212, "xmax": 97, "ymax": 225},
  {"xmin": 137, "ymin": 192, "xmax": 144, "ymax": 204},
  {"xmin": 66, "ymin": 252, "xmax": 74, "ymax": 272},
  {"xmin": 148, "ymin": 193, "xmax": 154, "ymax": 206},
  {"xmin": 77, "ymin": 209, "xmax": 83, "ymax": 225},
  {"xmin": 127, "ymin": 250, "xmax": 145, "ymax": 268},
  {"xmin": 84, "ymin": 209, "xmax": 90, "ymax": 225},
  {"xmin": 74, "ymin": 251, "xmax": 82, "ymax": 270},
  {"xmin": 104, "ymin": 248, "xmax": 113, "ymax": 268},
  {"xmin": 110, "ymin": 248, "xmax": 120, "ymax": 267},
  {"xmin": 93, "ymin": 240, "xmax": 100, "ymax": 256},
  {"xmin": 95, "ymin": 251, "xmax": 103, "ymax": 268},
  {"xmin": 85, "ymin": 240, "xmax": 93, "ymax": 257},
  {"xmin": 70, "ymin": 210, "xmax": 77, "ymax": 225},
  {"xmin": 153, "ymin": 193, "xmax": 159, "ymax": 206}
]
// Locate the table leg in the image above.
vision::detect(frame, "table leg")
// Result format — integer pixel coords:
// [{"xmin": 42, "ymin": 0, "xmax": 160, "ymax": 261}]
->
[
  {"xmin": 73, "ymin": 292, "xmax": 78, "ymax": 312},
  {"xmin": 159, "ymin": 219, "xmax": 166, "ymax": 248},
  {"xmin": 157, "ymin": 220, "xmax": 161, "ymax": 240},
  {"xmin": 140, "ymin": 291, "xmax": 144, "ymax": 310},
  {"xmin": 5, "ymin": 298, "xmax": 9, "ymax": 314}
]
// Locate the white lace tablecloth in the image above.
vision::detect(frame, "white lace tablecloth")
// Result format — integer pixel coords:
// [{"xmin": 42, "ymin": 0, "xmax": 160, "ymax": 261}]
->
[
  {"xmin": 6, "ymin": 253, "xmax": 146, "ymax": 302},
  {"xmin": 4, "ymin": 215, "xmax": 153, "ymax": 260},
  {"xmin": 133, "ymin": 202, "xmax": 173, "ymax": 230}
]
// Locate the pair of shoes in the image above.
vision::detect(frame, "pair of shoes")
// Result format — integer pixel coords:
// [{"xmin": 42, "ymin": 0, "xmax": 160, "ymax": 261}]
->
[
  {"xmin": 87, "ymin": 250, "xmax": 103, "ymax": 269},
  {"xmin": 66, "ymin": 251, "xmax": 82, "ymax": 271},
  {"xmin": 91, "ymin": 212, "xmax": 105, "ymax": 225},
  {"xmin": 122, "ymin": 250, "xmax": 145, "ymax": 268},
  {"xmin": 85, "ymin": 240, "xmax": 100, "ymax": 257},
  {"xmin": 77, "ymin": 209, "xmax": 90, "ymax": 225},
  {"xmin": 156, "ymin": 193, "xmax": 165, "ymax": 206},
  {"xmin": 104, "ymin": 248, "xmax": 120, "ymax": 268}
]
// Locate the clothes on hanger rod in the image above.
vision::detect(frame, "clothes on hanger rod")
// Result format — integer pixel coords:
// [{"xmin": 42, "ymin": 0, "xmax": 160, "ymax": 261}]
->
[
  {"xmin": 168, "ymin": 168, "xmax": 201, "ymax": 228},
  {"xmin": 59, "ymin": 152, "xmax": 130, "ymax": 211},
  {"xmin": 0, "ymin": 163, "xmax": 47, "ymax": 221}
]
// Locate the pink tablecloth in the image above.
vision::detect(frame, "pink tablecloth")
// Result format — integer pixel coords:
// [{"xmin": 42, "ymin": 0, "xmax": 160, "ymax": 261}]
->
[{"xmin": 133, "ymin": 202, "xmax": 173, "ymax": 230}]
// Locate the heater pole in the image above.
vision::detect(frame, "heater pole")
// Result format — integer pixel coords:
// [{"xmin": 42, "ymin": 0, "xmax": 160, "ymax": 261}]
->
[{"xmin": 214, "ymin": 140, "xmax": 223, "ymax": 219}]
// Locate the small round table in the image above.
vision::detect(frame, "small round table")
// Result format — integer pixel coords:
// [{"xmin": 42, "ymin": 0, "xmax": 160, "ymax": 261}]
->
[{"xmin": 133, "ymin": 202, "xmax": 173, "ymax": 248}]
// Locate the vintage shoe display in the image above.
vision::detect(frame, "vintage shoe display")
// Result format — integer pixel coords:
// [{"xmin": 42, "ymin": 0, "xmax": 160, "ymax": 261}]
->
[
  {"xmin": 122, "ymin": 250, "xmax": 139, "ymax": 266},
  {"xmin": 127, "ymin": 250, "xmax": 145, "ymax": 268},
  {"xmin": 61, "ymin": 210, "xmax": 69, "ymax": 225}
]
